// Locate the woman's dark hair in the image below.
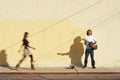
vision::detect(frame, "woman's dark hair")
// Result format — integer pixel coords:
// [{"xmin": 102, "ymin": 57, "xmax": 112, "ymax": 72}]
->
[
  {"xmin": 87, "ymin": 29, "xmax": 92, "ymax": 35},
  {"xmin": 23, "ymin": 32, "xmax": 29, "ymax": 39}
]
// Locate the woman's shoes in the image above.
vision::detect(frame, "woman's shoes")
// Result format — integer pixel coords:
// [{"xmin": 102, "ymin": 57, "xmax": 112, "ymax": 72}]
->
[
  {"xmin": 15, "ymin": 64, "xmax": 19, "ymax": 70},
  {"xmin": 31, "ymin": 65, "xmax": 35, "ymax": 70}
]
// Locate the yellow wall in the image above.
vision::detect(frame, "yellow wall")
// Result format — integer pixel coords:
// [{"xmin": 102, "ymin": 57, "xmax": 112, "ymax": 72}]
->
[
  {"xmin": 0, "ymin": 20, "xmax": 86, "ymax": 67},
  {"xmin": 0, "ymin": 0, "xmax": 120, "ymax": 67}
]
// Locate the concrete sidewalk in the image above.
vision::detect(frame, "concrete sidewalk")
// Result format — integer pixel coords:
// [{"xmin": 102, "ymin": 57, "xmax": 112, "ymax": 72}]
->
[
  {"xmin": 0, "ymin": 66, "xmax": 120, "ymax": 73},
  {"xmin": 0, "ymin": 66, "xmax": 120, "ymax": 80}
]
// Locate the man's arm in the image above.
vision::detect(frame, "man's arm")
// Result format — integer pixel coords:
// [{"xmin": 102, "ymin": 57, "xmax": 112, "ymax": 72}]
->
[{"xmin": 93, "ymin": 37, "xmax": 97, "ymax": 44}]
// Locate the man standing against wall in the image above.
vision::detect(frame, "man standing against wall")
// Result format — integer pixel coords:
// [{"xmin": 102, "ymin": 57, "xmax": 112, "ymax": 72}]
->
[{"xmin": 83, "ymin": 29, "xmax": 97, "ymax": 69}]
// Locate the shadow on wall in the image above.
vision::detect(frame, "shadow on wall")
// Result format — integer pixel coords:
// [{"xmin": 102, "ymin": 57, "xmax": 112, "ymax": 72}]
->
[
  {"xmin": 0, "ymin": 50, "xmax": 10, "ymax": 68},
  {"xmin": 58, "ymin": 36, "xmax": 84, "ymax": 67}
]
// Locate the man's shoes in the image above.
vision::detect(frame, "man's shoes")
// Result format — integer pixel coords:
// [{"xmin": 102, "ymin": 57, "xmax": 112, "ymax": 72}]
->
[
  {"xmin": 92, "ymin": 66, "xmax": 96, "ymax": 69},
  {"xmin": 69, "ymin": 65, "xmax": 75, "ymax": 69},
  {"xmin": 82, "ymin": 66, "xmax": 86, "ymax": 69}
]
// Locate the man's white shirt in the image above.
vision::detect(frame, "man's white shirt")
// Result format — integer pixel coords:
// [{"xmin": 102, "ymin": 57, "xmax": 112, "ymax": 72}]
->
[{"xmin": 84, "ymin": 35, "xmax": 97, "ymax": 49}]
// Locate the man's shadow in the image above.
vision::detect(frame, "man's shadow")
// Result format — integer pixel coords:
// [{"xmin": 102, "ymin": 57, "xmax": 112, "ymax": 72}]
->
[
  {"xmin": 0, "ymin": 50, "xmax": 10, "ymax": 68},
  {"xmin": 58, "ymin": 36, "xmax": 84, "ymax": 67}
]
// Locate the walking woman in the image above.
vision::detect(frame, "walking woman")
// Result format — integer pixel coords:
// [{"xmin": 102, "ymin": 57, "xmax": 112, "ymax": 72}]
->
[{"xmin": 15, "ymin": 32, "xmax": 35, "ymax": 70}]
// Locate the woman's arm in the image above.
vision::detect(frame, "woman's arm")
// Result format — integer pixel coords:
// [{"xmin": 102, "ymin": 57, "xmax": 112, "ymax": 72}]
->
[
  {"xmin": 18, "ymin": 44, "xmax": 23, "ymax": 52},
  {"xmin": 28, "ymin": 45, "xmax": 35, "ymax": 50}
]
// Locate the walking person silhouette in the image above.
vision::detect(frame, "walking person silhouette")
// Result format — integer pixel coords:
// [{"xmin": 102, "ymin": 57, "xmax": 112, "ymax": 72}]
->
[{"xmin": 15, "ymin": 32, "xmax": 35, "ymax": 70}]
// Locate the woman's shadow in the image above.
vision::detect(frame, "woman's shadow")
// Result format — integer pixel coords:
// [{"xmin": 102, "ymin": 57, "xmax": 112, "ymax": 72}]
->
[
  {"xmin": 58, "ymin": 36, "xmax": 84, "ymax": 67},
  {"xmin": 0, "ymin": 50, "xmax": 10, "ymax": 68}
]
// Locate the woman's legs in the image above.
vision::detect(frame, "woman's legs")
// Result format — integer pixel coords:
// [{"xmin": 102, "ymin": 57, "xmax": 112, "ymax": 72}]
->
[
  {"xmin": 15, "ymin": 55, "xmax": 26, "ymax": 69},
  {"xmin": 29, "ymin": 55, "xmax": 35, "ymax": 70}
]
